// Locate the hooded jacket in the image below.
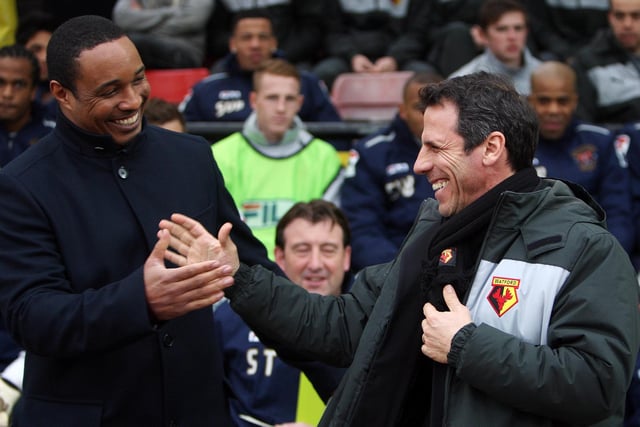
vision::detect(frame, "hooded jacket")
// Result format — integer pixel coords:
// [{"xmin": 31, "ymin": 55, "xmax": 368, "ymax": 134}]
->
[
  {"xmin": 227, "ymin": 177, "xmax": 640, "ymax": 426},
  {"xmin": 449, "ymin": 47, "xmax": 542, "ymax": 96},
  {"xmin": 572, "ymin": 29, "xmax": 640, "ymax": 124}
]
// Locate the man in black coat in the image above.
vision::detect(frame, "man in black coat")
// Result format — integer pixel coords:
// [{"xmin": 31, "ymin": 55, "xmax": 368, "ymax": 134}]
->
[{"xmin": 0, "ymin": 15, "xmax": 276, "ymax": 426}]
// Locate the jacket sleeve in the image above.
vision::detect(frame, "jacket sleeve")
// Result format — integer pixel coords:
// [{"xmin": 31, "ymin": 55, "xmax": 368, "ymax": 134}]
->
[
  {"xmin": 595, "ymin": 133, "xmax": 634, "ymax": 253},
  {"xmin": 178, "ymin": 82, "xmax": 207, "ymax": 121},
  {"xmin": 277, "ymin": 0, "xmax": 325, "ymax": 64},
  {"xmin": 571, "ymin": 50, "xmax": 599, "ymax": 122},
  {"xmin": 0, "ymin": 174, "xmax": 152, "ymax": 357},
  {"xmin": 321, "ymin": 0, "xmax": 359, "ymax": 62},
  {"xmin": 299, "ymin": 73, "xmax": 341, "ymax": 122},
  {"xmin": 521, "ymin": 0, "xmax": 572, "ymax": 60},
  {"xmin": 454, "ymin": 231, "xmax": 640, "ymax": 424},
  {"xmin": 226, "ymin": 262, "xmax": 389, "ymax": 367},
  {"xmin": 341, "ymin": 145, "xmax": 401, "ymax": 271},
  {"xmin": 113, "ymin": 0, "xmax": 214, "ymax": 36},
  {"xmin": 386, "ymin": 1, "xmax": 432, "ymax": 66}
]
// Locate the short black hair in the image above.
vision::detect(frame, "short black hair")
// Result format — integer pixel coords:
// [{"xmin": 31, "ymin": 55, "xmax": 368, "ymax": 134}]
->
[
  {"xmin": 477, "ymin": 0, "xmax": 528, "ymax": 30},
  {"xmin": 47, "ymin": 15, "xmax": 125, "ymax": 93},
  {"xmin": 16, "ymin": 11, "xmax": 57, "ymax": 45},
  {"xmin": 403, "ymin": 71, "xmax": 443, "ymax": 100},
  {"xmin": 231, "ymin": 8, "xmax": 274, "ymax": 34},
  {"xmin": 420, "ymin": 71, "xmax": 538, "ymax": 171},
  {"xmin": 0, "ymin": 44, "xmax": 39, "ymax": 87}
]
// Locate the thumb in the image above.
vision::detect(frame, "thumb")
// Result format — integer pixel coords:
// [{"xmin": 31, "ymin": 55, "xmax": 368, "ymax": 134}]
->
[
  {"xmin": 149, "ymin": 229, "xmax": 171, "ymax": 265},
  {"xmin": 217, "ymin": 222, "xmax": 233, "ymax": 247},
  {"xmin": 442, "ymin": 284, "xmax": 463, "ymax": 311}
]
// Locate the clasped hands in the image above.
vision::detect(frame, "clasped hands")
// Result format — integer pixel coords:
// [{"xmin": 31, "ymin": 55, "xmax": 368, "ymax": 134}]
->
[
  {"xmin": 421, "ymin": 285, "xmax": 473, "ymax": 364},
  {"xmin": 144, "ymin": 213, "xmax": 473, "ymax": 362},
  {"xmin": 143, "ymin": 213, "xmax": 239, "ymax": 321}
]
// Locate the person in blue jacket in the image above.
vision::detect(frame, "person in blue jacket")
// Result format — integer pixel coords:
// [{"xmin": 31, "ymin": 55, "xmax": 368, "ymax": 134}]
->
[
  {"xmin": 215, "ymin": 199, "xmax": 351, "ymax": 426},
  {"xmin": 180, "ymin": 9, "xmax": 341, "ymax": 126},
  {"xmin": 528, "ymin": 61, "xmax": 634, "ymax": 254},
  {"xmin": 617, "ymin": 122, "xmax": 640, "ymax": 427},
  {"xmin": 340, "ymin": 71, "xmax": 441, "ymax": 271},
  {"xmin": 616, "ymin": 122, "xmax": 640, "ymax": 268},
  {"xmin": 0, "ymin": 44, "xmax": 54, "ymax": 167},
  {"xmin": 0, "ymin": 15, "xmax": 278, "ymax": 426}
]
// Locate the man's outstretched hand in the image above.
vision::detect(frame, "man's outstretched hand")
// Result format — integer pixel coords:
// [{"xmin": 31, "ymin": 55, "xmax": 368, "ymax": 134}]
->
[{"xmin": 158, "ymin": 213, "xmax": 240, "ymax": 274}]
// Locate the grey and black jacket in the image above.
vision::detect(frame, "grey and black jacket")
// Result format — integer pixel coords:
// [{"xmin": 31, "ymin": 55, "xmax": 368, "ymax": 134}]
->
[
  {"xmin": 227, "ymin": 178, "xmax": 640, "ymax": 426},
  {"xmin": 572, "ymin": 29, "xmax": 640, "ymax": 125}
]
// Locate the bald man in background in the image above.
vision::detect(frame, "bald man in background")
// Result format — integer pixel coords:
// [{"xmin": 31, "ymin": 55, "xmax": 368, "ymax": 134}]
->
[{"xmin": 528, "ymin": 61, "xmax": 634, "ymax": 255}]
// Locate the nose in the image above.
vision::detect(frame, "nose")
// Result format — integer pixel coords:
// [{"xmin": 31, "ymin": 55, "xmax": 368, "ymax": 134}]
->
[
  {"xmin": 249, "ymin": 35, "xmax": 261, "ymax": 48},
  {"xmin": 547, "ymin": 101, "xmax": 561, "ymax": 114},
  {"xmin": 413, "ymin": 145, "xmax": 433, "ymax": 175},
  {"xmin": 119, "ymin": 82, "xmax": 146, "ymax": 110},
  {"xmin": 0, "ymin": 82, "xmax": 14, "ymax": 98},
  {"xmin": 307, "ymin": 247, "xmax": 323, "ymax": 270}
]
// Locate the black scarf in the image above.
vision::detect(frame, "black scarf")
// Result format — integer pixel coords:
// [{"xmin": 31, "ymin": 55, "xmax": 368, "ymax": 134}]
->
[{"xmin": 349, "ymin": 168, "xmax": 540, "ymax": 426}]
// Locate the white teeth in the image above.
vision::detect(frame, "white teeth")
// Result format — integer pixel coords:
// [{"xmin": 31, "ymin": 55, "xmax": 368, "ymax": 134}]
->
[
  {"xmin": 432, "ymin": 180, "xmax": 448, "ymax": 191},
  {"xmin": 115, "ymin": 112, "xmax": 139, "ymax": 126}
]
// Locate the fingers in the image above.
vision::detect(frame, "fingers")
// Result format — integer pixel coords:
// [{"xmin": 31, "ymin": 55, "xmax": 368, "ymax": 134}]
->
[
  {"xmin": 442, "ymin": 284, "xmax": 464, "ymax": 311},
  {"xmin": 423, "ymin": 301, "xmax": 436, "ymax": 317},
  {"xmin": 149, "ymin": 264, "xmax": 234, "ymax": 320},
  {"xmin": 163, "ymin": 247, "xmax": 186, "ymax": 267},
  {"xmin": 170, "ymin": 213, "xmax": 209, "ymax": 238}
]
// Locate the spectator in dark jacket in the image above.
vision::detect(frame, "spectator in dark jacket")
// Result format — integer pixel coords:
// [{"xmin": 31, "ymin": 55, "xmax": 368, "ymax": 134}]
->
[
  {"xmin": 112, "ymin": 0, "xmax": 215, "ymax": 69},
  {"xmin": 528, "ymin": 61, "xmax": 634, "ymax": 255},
  {"xmin": 571, "ymin": 0, "xmax": 640, "ymax": 124},
  {"xmin": 423, "ymin": 0, "xmax": 485, "ymax": 76},
  {"xmin": 340, "ymin": 71, "xmax": 441, "ymax": 271},
  {"xmin": 15, "ymin": 10, "xmax": 57, "ymax": 114},
  {"xmin": 180, "ymin": 9, "xmax": 346, "ymax": 149},
  {"xmin": 522, "ymin": 0, "xmax": 608, "ymax": 62},
  {"xmin": 205, "ymin": 0, "xmax": 326, "ymax": 69},
  {"xmin": 0, "ymin": 44, "xmax": 54, "ymax": 167},
  {"xmin": 615, "ymin": 122, "xmax": 640, "ymax": 270},
  {"xmin": 313, "ymin": 0, "xmax": 437, "ymax": 89}
]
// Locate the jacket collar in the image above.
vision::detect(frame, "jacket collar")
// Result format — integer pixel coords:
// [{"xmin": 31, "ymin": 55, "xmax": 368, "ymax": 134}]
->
[
  {"xmin": 53, "ymin": 108, "xmax": 146, "ymax": 158},
  {"xmin": 241, "ymin": 111, "xmax": 313, "ymax": 157},
  {"xmin": 223, "ymin": 50, "xmax": 288, "ymax": 77},
  {"xmin": 390, "ymin": 114, "xmax": 421, "ymax": 147}
]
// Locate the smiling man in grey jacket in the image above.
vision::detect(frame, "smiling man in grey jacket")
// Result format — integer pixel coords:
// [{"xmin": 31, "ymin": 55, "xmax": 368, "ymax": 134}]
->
[{"xmin": 162, "ymin": 72, "xmax": 640, "ymax": 427}]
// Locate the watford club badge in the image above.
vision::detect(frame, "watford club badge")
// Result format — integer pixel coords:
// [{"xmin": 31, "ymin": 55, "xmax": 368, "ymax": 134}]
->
[
  {"xmin": 487, "ymin": 276, "xmax": 520, "ymax": 317},
  {"xmin": 439, "ymin": 248, "xmax": 456, "ymax": 266}
]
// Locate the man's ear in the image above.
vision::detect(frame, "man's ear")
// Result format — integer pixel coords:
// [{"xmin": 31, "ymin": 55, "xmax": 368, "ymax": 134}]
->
[
  {"xmin": 249, "ymin": 91, "xmax": 257, "ymax": 109},
  {"xmin": 471, "ymin": 25, "xmax": 487, "ymax": 47},
  {"xmin": 482, "ymin": 131, "xmax": 506, "ymax": 166},
  {"xmin": 50, "ymin": 80, "xmax": 73, "ymax": 112},
  {"xmin": 274, "ymin": 246, "xmax": 286, "ymax": 271},
  {"xmin": 295, "ymin": 94, "xmax": 304, "ymax": 113},
  {"xmin": 343, "ymin": 245, "xmax": 352, "ymax": 273}
]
